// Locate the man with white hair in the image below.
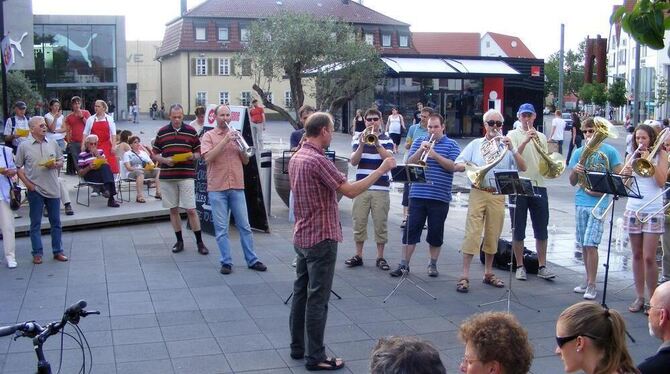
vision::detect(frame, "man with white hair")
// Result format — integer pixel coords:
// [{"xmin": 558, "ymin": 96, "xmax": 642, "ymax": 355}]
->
[{"xmin": 639, "ymin": 281, "xmax": 670, "ymax": 373}]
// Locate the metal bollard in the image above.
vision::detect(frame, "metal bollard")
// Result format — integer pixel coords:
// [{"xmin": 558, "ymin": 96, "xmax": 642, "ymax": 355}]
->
[{"xmin": 260, "ymin": 150, "xmax": 272, "ymax": 216}]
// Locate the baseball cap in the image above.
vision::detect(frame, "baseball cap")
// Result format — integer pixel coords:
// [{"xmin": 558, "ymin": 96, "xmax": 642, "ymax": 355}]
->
[
  {"xmin": 518, "ymin": 103, "xmax": 535, "ymax": 114},
  {"xmin": 14, "ymin": 101, "xmax": 26, "ymax": 109}
]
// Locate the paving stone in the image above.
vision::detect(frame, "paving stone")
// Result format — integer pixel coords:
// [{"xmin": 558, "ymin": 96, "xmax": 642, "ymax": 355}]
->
[{"xmin": 225, "ymin": 349, "xmax": 286, "ymax": 372}]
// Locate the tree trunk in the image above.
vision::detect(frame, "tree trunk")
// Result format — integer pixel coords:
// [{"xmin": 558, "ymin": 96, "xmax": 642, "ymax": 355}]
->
[{"xmin": 252, "ymin": 83, "xmax": 299, "ymax": 129}]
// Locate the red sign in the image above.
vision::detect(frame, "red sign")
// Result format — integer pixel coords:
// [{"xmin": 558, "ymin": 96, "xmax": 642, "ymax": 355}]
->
[
  {"xmin": 207, "ymin": 108, "xmax": 216, "ymax": 124},
  {"xmin": 530, "ymin": 66, "xmax": 540, "ymax": 77}
]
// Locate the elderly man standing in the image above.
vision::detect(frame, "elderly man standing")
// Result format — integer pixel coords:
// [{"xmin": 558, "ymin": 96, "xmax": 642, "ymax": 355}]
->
[
  {"xmin": 344, "ymin": 108, "xmax": 394, "ymax": 271},
  {"xmin": 453, "ymin": 109, "xmax": 526, "ymax": 293},
  {"xmin": 152, "ymin": 104, "xmax": 209, "ymax": 255},
  {"xmin": 289, "ymin": 112, "xmax": 396, "ymax": 371},
  {"xmin": 201, "ymin": 105, "xmax": 266, "ymax": 275},
  {"xmin": 15, "ymin": 117, "xmax": 68, "ymax": 264},
  {"xmin": 639, "ymin": 281, "xmax": 670, "ymax": 373}
]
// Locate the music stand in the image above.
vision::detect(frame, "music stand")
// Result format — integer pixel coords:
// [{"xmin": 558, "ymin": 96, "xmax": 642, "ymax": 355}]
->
[
  {"xmin": 585, "ymin": 171, "xmax": 641, "ymax": 308},
  {"xmin": 383, "ymin": 164, "xmax": 437, "ymax": 303},
  {"xmin": 478, "ymin": 171, "xmax": 540, "ymax": 313}
]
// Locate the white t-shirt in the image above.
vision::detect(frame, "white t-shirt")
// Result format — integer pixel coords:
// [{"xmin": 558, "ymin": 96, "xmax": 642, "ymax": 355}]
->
[
  {"xmin": 3, "ymin": 115, "xmax": 29, "ymax": 148},
  {"xmin": 551, "ymin": 118, "xmax": 566, "ymax": 141},
  {"xmin": 122, "ymin": 149, "xmax": 152, "ymax": 179},
  {"xmin": 387, "ymin": 115, "xmax": 403, "ymax": 134},
  {"xmin": 44, "ymin": 112, "xmax": 65, "ymax": 141},
  {"xmin": 513, "ymin": 120, "xmax": 522, "ymax": 130}
]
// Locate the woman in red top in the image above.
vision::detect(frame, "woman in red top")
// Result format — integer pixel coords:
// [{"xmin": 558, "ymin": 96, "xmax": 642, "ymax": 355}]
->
[{"xmin": 84, "ymin": 100, "xmax": 119, "ymax": 174}]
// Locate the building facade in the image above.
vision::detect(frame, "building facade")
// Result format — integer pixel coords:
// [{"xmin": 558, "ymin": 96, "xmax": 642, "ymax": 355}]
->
[{"xmin": 126, "ymin": 40, "xmax": 162, "ymax": 115}]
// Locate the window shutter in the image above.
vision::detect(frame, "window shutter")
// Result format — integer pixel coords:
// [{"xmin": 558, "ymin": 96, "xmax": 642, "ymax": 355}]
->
[
  {"xmin": 230, "ymin": 60, "xmax": 235, "ymax": 75},
  {"xmin": 190, "ymin": 58, "xmax": 196, "ymax": 76},
  {"xmin": 208, "ymin": 58, "xmax": 214, "ymax": 75}
]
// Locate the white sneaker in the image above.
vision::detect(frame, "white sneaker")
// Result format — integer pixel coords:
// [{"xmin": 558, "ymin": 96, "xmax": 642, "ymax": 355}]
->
[
  {"xmin": 537, "ymin": 266, "xmax": 556, "ymax": 280},
  {"xmin": 291, "ymin": 257, "xmax": 297, "ymax": 268},
  {"xmin": 515, "ymin": 267, "xmax": 527, "ymax": 280},
  {"xmin": 6, "ymin": 258, "xmax": 17, "ymax": 269},
  {"xmin": 574, "ymin": 283, "xmax": 587, "ymax": 293},
  {"xmin": 583, "ymin": 284, "xmax": 597, "ymax": 300}
]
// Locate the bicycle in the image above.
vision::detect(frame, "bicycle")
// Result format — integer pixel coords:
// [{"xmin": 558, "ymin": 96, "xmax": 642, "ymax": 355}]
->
[{"xmin": 0, "ymin": 300, "xmax": 100, "ymax": 374}]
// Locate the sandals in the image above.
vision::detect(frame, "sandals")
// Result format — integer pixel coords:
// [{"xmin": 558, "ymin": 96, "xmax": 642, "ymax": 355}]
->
[
  {"xmin": 483, "ymin": 273, "xmax": 505, "ymax": 288},
  {"xmin": 456, "ymin": 278, "xmax": 470, "ymax": 293},
  {"xmin": 136, "ymin": 196, "xmax": 146, "ymax": 203},
  {"xmin": 154, "ymin": 192, "xmax": 162, "ymax": 200},
  {"xmin": 305, "ymin": 357, "xmax": 345, "ymax": 371},
  {"xmin": 629, "ymin": 297, "xmax": 645, "ymax": 313},
  {"xmin": 376, "ymin": 257, "xmax": 390, "ymax": 271},
  {"xmin": 344, "ymin": 255, "xmax": 363, "ymax": 267}
]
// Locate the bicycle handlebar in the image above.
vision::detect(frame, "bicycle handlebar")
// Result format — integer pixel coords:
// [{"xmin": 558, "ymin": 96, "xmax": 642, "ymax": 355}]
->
[
  {"xmin": 0, "ymin": 322, "xmax": 40, "ymax": 337},
  {"xmin": 0, "ymin": 300, "xmax": 98, "ymax": 339}
]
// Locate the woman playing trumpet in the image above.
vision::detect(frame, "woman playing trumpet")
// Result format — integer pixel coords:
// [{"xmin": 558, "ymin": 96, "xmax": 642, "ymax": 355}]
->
[{"xmin": 623, "ymin": 124, "xmax": 668, "ymax": 312}]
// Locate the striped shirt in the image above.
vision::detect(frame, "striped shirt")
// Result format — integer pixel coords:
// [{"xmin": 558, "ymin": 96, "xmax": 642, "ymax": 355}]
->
[
  {"xmin": 351, "ymin": 132, "xmax": 394, "ymax": 191},
  {"xmin": 289, "ymin": 142, "xmax": 347, "ymax": 248},
  {"xmin": 77, "ymin": 149, "xmax": 105, "ymax": 169},
  {"xmin": 153, "ymin": 123, "xmax": 201, "ymax": 180},
  {"xmin": 408, "ymin": 134, "xmax": 461, "ymax": 203}
]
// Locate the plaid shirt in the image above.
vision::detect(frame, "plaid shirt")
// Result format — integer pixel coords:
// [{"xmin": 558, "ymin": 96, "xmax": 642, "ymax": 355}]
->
[{"xmin": 289, "ymin": 142, "xmax": 347, "ymax": 248}]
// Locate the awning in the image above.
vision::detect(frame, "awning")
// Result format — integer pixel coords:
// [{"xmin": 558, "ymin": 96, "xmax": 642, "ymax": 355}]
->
[{"xmin": 382, "ymin": 57, "xmax": 520, "ymax": 77}]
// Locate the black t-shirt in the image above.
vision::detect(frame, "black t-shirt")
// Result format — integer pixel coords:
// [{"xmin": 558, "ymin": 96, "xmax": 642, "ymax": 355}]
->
[{"xmin": 413, "ymin": 110, "xmax": 421, "ymax": 125}]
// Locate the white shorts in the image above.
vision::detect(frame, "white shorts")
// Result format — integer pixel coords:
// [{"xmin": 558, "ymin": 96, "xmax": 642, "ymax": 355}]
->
[{"xmin": 161, "ymin": 179, "xmax": 196, "ymax": 210}]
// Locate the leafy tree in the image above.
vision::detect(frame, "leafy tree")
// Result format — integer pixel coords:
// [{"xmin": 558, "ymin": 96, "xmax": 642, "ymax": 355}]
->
[
  {"xmin": 0, "ymin": 71, "xmax": 43, "ymax": 116},
  {"xmin": 611, "ymin": 0, "xmax": 670, "ymax": 50},
  {"xmin": 238, "ymin": 11, "xmax": 386, "ymax": 129},
  {"xmin": 607, "ymin": 79, "xmax": 628, "ymax": 108},
  {"xmin": 580, "ymin": 83, "xmax": 607, "ymax": 107},
  {"xmin": 579, "ymin": 83, "xmax": 594, "ymax": 105},
  {"xmin": 544, "ymin": 44, "xmax": 585, "ymax": 103}
]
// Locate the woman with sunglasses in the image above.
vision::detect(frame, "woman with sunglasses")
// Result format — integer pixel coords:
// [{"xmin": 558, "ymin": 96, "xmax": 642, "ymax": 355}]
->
[
  {"xmin": 623, "ymin": 124, "xmax": 668, "ymax": 312},
  {"xmin": 555, "ymin": 302, "xmax": 638, "ymax": 374}
]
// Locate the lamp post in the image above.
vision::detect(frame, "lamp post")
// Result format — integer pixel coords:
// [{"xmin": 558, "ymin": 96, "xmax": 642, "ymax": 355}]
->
[{"xmin": 0, "ymin": 0, "xmax": 8, "ymax": 121}]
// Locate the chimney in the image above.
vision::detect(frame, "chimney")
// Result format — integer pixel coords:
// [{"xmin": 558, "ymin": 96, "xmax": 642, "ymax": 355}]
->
[{"xmin": 181, "ymin": 0, "xmax": 188, "ymax": 15}]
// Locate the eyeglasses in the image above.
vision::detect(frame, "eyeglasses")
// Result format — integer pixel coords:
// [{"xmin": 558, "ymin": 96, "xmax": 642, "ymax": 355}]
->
[
  {"xmin": 365, "ymin": 117, "xmax": 380, "ymax": 122},
  {"xmin": 485, "ymin": 120, "xmax": 503, "ymax": 127},
  {"xmin": 647, "ymin": 304, "xmax": 664, "ymax": 312},
  {"xmin": 89, "ymin": 142, "xmax": 98, "ymax": 145},
  {"xmin": 520, "ymin": 113, "xmax": 533, "ymax": 118},
  {"xmin": 555, "ymin": 334, "xmax": 598, "ymax": 348},
  {"xmin": 582, "ymin": 129, "xmax": 595, "ymax": 134}
]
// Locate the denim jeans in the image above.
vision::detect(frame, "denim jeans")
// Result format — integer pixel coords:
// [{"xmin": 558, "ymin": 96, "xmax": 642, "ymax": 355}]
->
[
  {"xmin": 208, "ymin": 189, "xmax": 258, "ymax": 266},
  {"xmin": 289, "ymin": 239, "xmax": 338, "ymax": 366},
  {"xmin": 27, "ymin": 190, "xmax": 62, "ymax": 256}
]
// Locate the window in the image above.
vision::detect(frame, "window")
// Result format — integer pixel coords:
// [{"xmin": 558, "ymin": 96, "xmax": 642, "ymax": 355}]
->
[
  {"xmin": 266, "ymin": 92, "xmax": 273, "ymax": 104},
  {"xmin": 284, "ymin": 91, "xmax": 292, "ymax": 107},
  {"xmin": 218, "ymin": 58, "xmax": 230, "ymax": 75},
  {"xmin": 219, "ymin": 91, "xmax": 229, "ymax": 105},
  {"xmin": 196, "ymin": 58, "xmax": 207, "ymax": 75},
  {"xmin": 196, "ymin": 91, "xmax": 207, "ymax": 106},
  {"xmin": 195, "ymin": 27, "xmax": 206, "ymax": 41},
  {"xmin": 486, "ymin": 41, "xmax": 490, "ymax": 48},
  {"xmin": 364, "ymin": 33, "xmax": 374, "ymax": 45},
  {"xmin": 399, "ymin": 34, "xmax": 409, "ymax": 48},
  {"xmin": 218, "ymin": 27, "xmax": 229, "ymax": 41},
  {"xmin": 382, "ymin": 34, "xmax": 391, "ymax": 47},
  {"xmin": 240, "ymin": 91, "xmax": 251, "ymax": 106},
  {"xmin": 240, "ymin": 27, "xmax": 250, "ymax": 42}
]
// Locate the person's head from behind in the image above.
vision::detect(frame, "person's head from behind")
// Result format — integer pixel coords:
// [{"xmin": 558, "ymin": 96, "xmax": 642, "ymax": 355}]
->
[
  {"xmin": 298, "ymin": 104, "xmax": 315, "ymax": 126},
  {"xmin": 194, "ymin": 106, "xmax": 205, "ymax": 121},
  {"xmin": 555, "ymin": 109, "xmax": 562, "ymax": 117},
  {"xmin": 555, "ymin": 302, "xmax": 636, "ymax": 374},
  {"xmin": 119, "ymin": 130, "xmax": 132, "ymax": 144},
  {"xmin": 458, "ymin": 312, "xmax": 532, "ymax": 374},
  {"xmin": 304, "ymin": 112, "xmax": 334, "ymax": 148},
  {"xmin": 370, "ymin": 336, "xmax": 445, "ymax": 374},
  {"xmin": 648, "ymin": 281, "xmax": 670, "ymax": 341}
]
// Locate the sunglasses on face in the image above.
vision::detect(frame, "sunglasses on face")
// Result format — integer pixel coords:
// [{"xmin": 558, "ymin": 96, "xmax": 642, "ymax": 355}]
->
[
  {"xmin": 520, "ymin": 113, "xmax": 533, "ymax": 118},
  {"xmin": 365, "ymin": 117, "xmax": 380, "ymax": 122},
  {"xmin": 582, "ymin": 129, "xmax": 595, "ymax": 134},
  {"xmin": 555, "ymin": 334, "xmax": 597, "ymax": 348},
  {"xmin": 485, "ymin": 120, "xmax": 503, "ymax": 127}
]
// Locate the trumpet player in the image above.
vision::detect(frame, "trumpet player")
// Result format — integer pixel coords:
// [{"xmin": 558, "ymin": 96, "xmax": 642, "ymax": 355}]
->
[
  {"xmin": 507, "ymin": 103, "xmax": 556, "ymax": 281},
  {"xmin": 201, "ymin": 104, "xmax": 267, "ymax": 274},
  {"xmin": 623, "ymin": 124, "xmax": 668, "ymax": 312},
  {"xmin": 567, "ymin": 118, "xmax": 622, "ymax": 300},
  {"xmin": 452, "ymin": 109, "xmax": 526, "ymax": 293},
  {"xmin": 390, "ymin": 113, "xmax": 460, "ymax": 278},
  {"xmin": 345, "ymin": 108, "xmax": 395, "ymax": 271}
]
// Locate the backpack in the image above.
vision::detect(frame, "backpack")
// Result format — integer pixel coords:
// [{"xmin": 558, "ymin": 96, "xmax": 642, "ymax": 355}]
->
[
  {"xmin": 4, "ymin": 115, "xmax": 29, "ymax": 153},
  {"xmin": 479, "ymin": 239, "xmax": 540, "ymax": 274}
]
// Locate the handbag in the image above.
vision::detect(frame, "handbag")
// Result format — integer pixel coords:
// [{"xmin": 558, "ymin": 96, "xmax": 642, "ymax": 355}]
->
[{"xmin": 2, "ymin": 147, "xmax": 21, "ymax": 210}]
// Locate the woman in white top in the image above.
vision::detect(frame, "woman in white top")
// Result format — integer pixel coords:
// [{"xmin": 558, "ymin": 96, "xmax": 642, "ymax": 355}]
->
[
  {"xmin": 622, "ymin": 123, "xmax": 668, "ymax": 313},
  {"xmin": 84, "ymin": 100, "xmax": 119, "ymax": 174},
  {"xmin": 123, "ymin": 136, "xmax": 159, "ymax": 203},
  {"xmin": 0, "ymin": 145, "xmax": 17, "ymax": 268},
  {"xmin": 44, "ymin": 99, "xmax": 67, "ymax": 151},
  {"xmin": 386, "ymin": 107, "xmax": 405, "ymax": 153}
]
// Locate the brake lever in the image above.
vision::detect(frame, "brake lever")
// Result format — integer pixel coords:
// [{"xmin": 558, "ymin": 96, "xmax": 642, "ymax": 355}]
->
[{"xmin": 81, "ymin": 310, "xmax": 100, "ymax": 317}]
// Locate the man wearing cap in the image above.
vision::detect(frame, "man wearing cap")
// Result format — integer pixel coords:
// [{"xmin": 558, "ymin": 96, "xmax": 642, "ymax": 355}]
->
[
  {"xmin": 507, "ymin": 103, "xmax": 557, "ymax": 281},
  {"xmin": 3, "ymin": 101, "xmax": 30, "ymax": 153}
]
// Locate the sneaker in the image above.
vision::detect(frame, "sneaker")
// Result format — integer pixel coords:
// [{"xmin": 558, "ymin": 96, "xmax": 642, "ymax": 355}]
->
[
  {"xmin": 537, "ymin": 266, "xmax": 556, "ymax": 280},
  {"xmin": 583, "ymin": 284, "xmax": 597, "ymax": 300},
  {"xmin": 64, "ymin": 204, "xmax": 74, "ymax": 216},
  {"xmin": 427, "ymin": 264, "xmax": 439, "ymax": 277},
  {"xmin": 573, "ymin": 283, "xmax": 588, "ymax": 293},
  {"xmin": 6, "ymin": 259, "xmax": 17, "ymax": 269},
  {"xmin": 515, "ymin": 267, "xmax": 527, "ymax": 280},
  {"xmin": 390, "ymin": 264, "xmax": 409, "ymax": 277},
  {"xmin": 220, "ymin": 264, "xmax": 232, "ymax": 275},
  {"xmin": 291, "ymin": 257, "xmax": 297, "ymax": 267}
]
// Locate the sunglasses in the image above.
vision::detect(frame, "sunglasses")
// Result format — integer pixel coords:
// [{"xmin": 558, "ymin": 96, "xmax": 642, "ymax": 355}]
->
[
  {"xmin": 485, "ymin": 120, "xmax": 503, "ymax": 127},
  {"xmin": 520, "ymin": 113, "xmax": 534, "ymax": 118},
  {"xmin": 555, "ymin": 334, "xmax": 597, "ymax": 348},
  {"xmin": 365, "ymin": 117, "xmax": 380, "ymax": 122},
  {"xmin": 582, "ymin": 129, "xmax": 595, "ymax": 134}
]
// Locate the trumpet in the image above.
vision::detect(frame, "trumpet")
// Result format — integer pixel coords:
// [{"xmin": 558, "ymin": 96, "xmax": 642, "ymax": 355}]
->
[
  {"xmin": 634, "ymin": 183, "xmax": 670, "ymax": 222},
  {"xmin": 361, "ymin": 127, "xmax": 378, "ymax": 145},
  {"xmin": 632, "ymin": 127, "xmax": 670, "ymax": 177},
  {"xmin": 590, "ymin": 144, "xmax": 643, "ymax": 220},
  {"xmin": 232, "ymin": 128, "xmax": 255, "ymax": 157},
  {"xmin": 416, "ymin": 134, "xmax": 436, "ymax": 167}
]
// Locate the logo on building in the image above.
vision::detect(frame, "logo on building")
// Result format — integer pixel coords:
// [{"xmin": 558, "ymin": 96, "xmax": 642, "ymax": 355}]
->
[{"xmin": 53, "ymin": 33, "xmax": 98, "ymax": 67}]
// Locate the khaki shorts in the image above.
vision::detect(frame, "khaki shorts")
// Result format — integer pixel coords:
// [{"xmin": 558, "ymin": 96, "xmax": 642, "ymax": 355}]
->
[
  {"xmin": 161, "ymin": 179, "xmax": 196, "ymax": 209},
  {"xmin": 461, "ymin": 188, "xmax": 505, "ymax": 255},
  {"xmin": 128, "ymin": 169, "xmax": 159, "ymax": 180},
  {"xmin": 352, "ymin": 190, "xmax": 390, "ymax": 244}
]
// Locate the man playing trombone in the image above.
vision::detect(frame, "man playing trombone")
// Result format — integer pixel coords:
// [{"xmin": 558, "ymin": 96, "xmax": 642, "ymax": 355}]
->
[
  {"xmin": 567, "ymin": 117, "xmax": 622, "ymax": 300},
  {"xmin": 452, "ymin": 109, "xmax": 526, "ymax": 293},
  {"xmin": 344, "ymin": 108, "xmax": 395, "ymax": 271},
  {"xmin": 390, "ymin": 113, "xmax": 460, "ymax": 277}
]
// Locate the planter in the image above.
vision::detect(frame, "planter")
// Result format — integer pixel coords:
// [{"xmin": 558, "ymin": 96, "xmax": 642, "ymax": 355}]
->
[{"xmin": 273, "ymin": 155, "xmax": 349, "ymax": 207}]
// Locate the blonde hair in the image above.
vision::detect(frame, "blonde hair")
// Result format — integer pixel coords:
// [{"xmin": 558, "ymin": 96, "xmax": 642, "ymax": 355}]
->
[{"xmin": 95, "ymin": 100, "xmax": 108, "ymax": 112}]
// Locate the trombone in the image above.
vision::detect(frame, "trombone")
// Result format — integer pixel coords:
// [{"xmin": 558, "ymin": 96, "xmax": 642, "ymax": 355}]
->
[
  {"xmin": 634, "ymin": 183, "xmax": 670, "ymax": 222},
  {"xmin": 632, "ymin": 127, "xmax": 670, "ymax": 177},
  {"xmin": 416, "ymin": 134, "xmax": 436, "ymax": 167},
  {"xmin": 591, "ymin": 144, "xmax": 643, "ymax": 220}
]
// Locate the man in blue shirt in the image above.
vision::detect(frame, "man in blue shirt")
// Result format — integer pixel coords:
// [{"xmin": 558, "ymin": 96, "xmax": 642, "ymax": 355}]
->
[{"xmin": 390, "ymin": 113, "xmax": 460, "ymax": 278}]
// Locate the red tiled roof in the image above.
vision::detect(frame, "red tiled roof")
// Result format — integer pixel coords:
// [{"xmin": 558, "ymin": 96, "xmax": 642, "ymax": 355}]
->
[
  {"xmin": 184, "ymin": 0, "xmax": 409, "ymax": 26},
  {"xmin": 411, "ymin": 32, "xmax": 480, "ymax": 56},
  {"xmin": 157, "ymin": 20, "xmax": 184, "ymax": 57},
  {"xmin": 485, "ymin": 32, "xmax": 535, "ymax": 58}
]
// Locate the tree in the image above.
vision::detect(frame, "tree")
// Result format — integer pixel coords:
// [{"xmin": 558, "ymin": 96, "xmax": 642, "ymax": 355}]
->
[
  {"xmin": 238, "ymin": 11, "xmax": 385, "ymax": 129},
  {"xmin": 611, "ymin": 0, "xmax": 670, "ymax": 50},
  {"xmin": 579, "ymin": 83, "xmax": 607, "ymax": 107},
  {"xmin": 544, "ymin": 44, "xmax": 585, "ymax": 103},
  {"xmin": 0, "ymin": 71, "xmax": 42, "ymax": 116},
  {"xmin": 579, "ymin": 83, "xmax": 594, "ymax": 105},
  {"xmin": 607, "ymin": 78, "xmax": 628, "ymax": 108}
]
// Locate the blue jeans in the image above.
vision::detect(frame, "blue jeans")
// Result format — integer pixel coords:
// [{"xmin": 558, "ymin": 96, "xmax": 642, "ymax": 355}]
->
[
  {"xmin": 27, "ymin": 190, "xmax": 63, "ymax": 256},
  {"xmin": 208, "ymin": 189, "xmax": 258, "ymax": 266}
]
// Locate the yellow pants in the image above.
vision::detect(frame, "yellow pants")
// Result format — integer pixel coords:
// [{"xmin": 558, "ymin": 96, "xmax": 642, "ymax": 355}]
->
[{"xmin": 461, "ymin": 188, "xmax": 505, "ymax": 255}]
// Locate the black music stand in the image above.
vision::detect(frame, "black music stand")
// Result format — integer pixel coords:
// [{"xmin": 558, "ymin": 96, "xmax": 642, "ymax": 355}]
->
[
  {"xmin": 585, "ymin": 171, "xmax": 641, "ymax": 308},
  {"xmin": 478, "ymin": 171, "xmax": 540, "ymax": 313},
  {"xmin": 383, "ymin": 164, "xmax": 437, "ymax": 303}
]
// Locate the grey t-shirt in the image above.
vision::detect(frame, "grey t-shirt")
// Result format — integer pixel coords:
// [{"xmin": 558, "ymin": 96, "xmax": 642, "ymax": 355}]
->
[{"xmin": 15, "ymin": 136, "xmax": 63, "ymax": 198}]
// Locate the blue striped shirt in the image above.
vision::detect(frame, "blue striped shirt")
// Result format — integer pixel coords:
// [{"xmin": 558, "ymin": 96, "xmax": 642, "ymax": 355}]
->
[
  {"xmin": 408, "ymin": 135, "xmax": 460, "ymax": 203},
  {"xmin": 351, "ymin": 132, "xmax": 394, "ymax": 191}
]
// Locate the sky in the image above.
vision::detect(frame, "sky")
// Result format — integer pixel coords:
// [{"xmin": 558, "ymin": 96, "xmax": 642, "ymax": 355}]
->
[{"xmin": 32, "ymin": 0, "xmax": 622, "ymax": 59}]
